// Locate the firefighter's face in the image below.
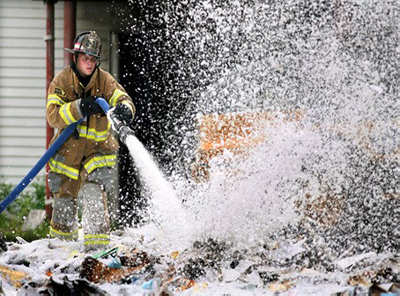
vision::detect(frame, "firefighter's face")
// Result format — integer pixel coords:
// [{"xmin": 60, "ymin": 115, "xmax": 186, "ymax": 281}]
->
[{"xmin": 76, "ymin": 54, "xmax": 97, "ymax": 77}]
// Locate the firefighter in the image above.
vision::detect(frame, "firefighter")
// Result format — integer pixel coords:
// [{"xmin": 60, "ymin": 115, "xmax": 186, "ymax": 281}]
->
[{"xmin": 46, "ymin": 31, "xmax": 135, "ymax": 251}]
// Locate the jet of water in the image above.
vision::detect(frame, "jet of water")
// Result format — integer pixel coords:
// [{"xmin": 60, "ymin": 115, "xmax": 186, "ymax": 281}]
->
[{"xmin": 124, "ymin": 134, "xmax": 195, "ymax": 251}]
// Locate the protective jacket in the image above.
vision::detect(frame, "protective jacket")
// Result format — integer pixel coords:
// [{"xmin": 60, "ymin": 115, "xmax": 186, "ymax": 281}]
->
[{"xmin": 46, "ymin": 65, "xmax": 135, "ymax": 181}]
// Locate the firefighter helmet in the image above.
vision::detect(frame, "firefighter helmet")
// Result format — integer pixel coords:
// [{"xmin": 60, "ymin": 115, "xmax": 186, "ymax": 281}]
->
[{"xmin": 64, "ymin": 31, "xmax": 105, "ymax": 60}]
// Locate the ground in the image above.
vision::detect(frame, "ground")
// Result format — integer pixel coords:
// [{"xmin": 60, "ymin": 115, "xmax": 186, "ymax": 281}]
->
[{"xmin": 0, "ymin": 224, "xmax": 398, "ymax": 295}]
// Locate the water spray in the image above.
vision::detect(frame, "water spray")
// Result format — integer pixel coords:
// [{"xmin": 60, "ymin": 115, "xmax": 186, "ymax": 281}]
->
[{"xmin": 100, "ymin": 99, "xmax": 195, "ymax": 250}]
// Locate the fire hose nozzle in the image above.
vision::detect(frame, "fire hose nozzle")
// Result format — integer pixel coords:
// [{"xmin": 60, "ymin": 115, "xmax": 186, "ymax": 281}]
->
[
  {"xmin": 105, "ymin": 106, "xmax": 134, "ymax": 143},
  {"xmin": 96, "ymin": 98, "xmax": 134, "ymax": 143},
  {"xmin": 107, "ymin": 110, "xmax": 125, "ymax": 133},
  {"xmin": 118, "ymin": 126, "xmax": 135, "ymax": 143}
]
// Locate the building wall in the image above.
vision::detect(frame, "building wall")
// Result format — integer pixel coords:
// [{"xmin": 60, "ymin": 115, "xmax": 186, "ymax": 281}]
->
[
  {"xmin": 0, "ymin": 0, "xmax": 61, "ymax": 185},
  {"xmin": 0, "ymin": 0, "xmax": 126, "ymax": 185}
]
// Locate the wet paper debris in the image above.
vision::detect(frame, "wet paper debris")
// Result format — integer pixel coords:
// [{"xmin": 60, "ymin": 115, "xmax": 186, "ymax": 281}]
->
[
  {"xmin": 170, "ymin": 237, "xmax": 400, "ymax": 294},
  {"xmin": 332, "ymin": 282, "xmax": 400, "ymax": 296},
  {"xmin": 1, "ymin": 237, "xmax": 398, "ymax": 295},
  {"xmin": 140, "ymin": 276, "xmax": 196, "ymax": 294},
  {"xmin": 119, "ymin": 249, "xmax": 151, "ymax": 267},
  {"xmin": 78, "ymin": 247, "xmax": 200, "ymax": 294},
  {"xmin": 0, "ymin": 264, "xmax": 30, "ymax": 288},
  {"xmin": 268, "ymin": 279, "xmax": 297, "ymax": 293},
  {"xmin": 161, "ymin": 276, "xmax": 195, "ymax": 293},
  {"xmin": 6, "ymin": 252, "xmax": 31, "ymax": 267},
  {"xmin": 80, "ymin": 255, "xmax": 148, "ymax": 284},
  {"xmin": 20, "ymin": 276, "xmax": 107, "ymax": 295},
  {"xmin": 368, "ymin": 283, "xmax": 400, "ymax": 296},
  {"xmin": 347, "ymin": 266, "xmax": 399, "ymax": 288},
  {"xmin": 90, "ymin": 246, "xmax": 119, "ymax": 259}
]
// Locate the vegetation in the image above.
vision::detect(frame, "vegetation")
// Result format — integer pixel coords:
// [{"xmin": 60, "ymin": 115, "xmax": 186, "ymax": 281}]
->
[{"xmin": 0, "ymin": 177, "xmax": 49, "ymax": 242}]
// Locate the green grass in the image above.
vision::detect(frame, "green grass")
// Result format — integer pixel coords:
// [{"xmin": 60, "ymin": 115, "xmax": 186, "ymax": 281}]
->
[{"xmin": 0, "ymin": 177, "xmax": 50, "ymax": 242}]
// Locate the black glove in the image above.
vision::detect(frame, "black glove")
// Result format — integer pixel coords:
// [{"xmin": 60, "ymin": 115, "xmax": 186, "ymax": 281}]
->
[
  {"xmin": 80, "ymin": 96, "xmax": 104, "ymax": 117},
  {"xmin": 113, "ymin": 103, "xmax": 133, "ymax": 125}
]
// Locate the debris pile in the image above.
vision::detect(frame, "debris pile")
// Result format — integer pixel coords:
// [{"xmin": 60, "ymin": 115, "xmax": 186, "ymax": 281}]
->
[{"xmin": 0, "ymin": 233, "xmax": 398, "ymax": 295}]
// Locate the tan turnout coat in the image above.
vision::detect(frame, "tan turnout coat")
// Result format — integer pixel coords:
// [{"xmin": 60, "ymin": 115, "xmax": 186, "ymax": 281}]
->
[{"xmin": 46, "ymin": 65, "xmax": 135, "ymax": 196}]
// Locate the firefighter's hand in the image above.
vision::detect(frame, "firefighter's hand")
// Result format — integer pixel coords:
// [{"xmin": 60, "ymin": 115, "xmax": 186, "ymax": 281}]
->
[
  {"xmin": 80, "ymin": 96, "xmax": 104, "ymax": 117},
  {"xmin": 112, "ymin": 103, "xmax": 133, "ymax": 125}
]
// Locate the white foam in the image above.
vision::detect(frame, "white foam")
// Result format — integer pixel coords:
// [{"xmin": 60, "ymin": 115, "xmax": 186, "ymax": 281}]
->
[{"xmin": 124, "ymin": 135, "xmax": 195, "ymax": 251}]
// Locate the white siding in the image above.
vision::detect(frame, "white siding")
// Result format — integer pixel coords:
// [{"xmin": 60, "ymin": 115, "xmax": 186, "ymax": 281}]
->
[
  {"xmin": 0, "ymin": 0, "xmax": 126, "ymax": 185},
  {"xmin": 0, "ymin": 0, "xmax": 64, "ymax": 185},
  {"xmin": 0, "ymin": 0, "xmax": 50, "ymax": 185}
]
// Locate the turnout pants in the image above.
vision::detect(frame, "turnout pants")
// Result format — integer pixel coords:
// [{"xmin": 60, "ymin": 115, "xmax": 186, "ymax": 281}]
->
[{"xmin": 48, "ymin": 150, "xmax": 117, "ymax": 250}]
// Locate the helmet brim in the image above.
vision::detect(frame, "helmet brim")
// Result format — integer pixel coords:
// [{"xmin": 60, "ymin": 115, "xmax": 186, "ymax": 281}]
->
[{"xmin": 63, "ymin": 48, "xmax": 105, "ymax": 61}]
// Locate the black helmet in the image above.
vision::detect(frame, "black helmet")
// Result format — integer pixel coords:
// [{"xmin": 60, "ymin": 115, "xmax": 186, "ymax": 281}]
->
[{"xmin": 64, "ymin": 31, "xmax": 105, "ymax": 60}]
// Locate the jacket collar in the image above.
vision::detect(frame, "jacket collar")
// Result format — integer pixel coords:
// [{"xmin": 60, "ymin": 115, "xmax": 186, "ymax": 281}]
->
[{"xmin": 84, "ymin": 67, "xmax": 99, "ymax": 91}]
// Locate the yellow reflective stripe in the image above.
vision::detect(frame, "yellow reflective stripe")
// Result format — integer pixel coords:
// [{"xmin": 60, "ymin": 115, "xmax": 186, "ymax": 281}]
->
[
  {"xmin": 84, "ymin": 234, "xmax": 109, "ymax": 239},
  {"xmin": 47, "ymin": 94, "xmax": 65, "ymax": 108},
  {"xmin": 77, "ymin": 125, "xmax": 87, "ymax": 136},
  {"xmin": 49, "ymin": 157, "xmax": 79, "ymax": 180},
  {"xmin": 87, "ymin": 127, "xmax": 108, "ymax": 141},
  {"xmin": 84, "ymin": 234, "xmax": 110, "ymax": 245},
  {"xmin": 60, "ymin": 103, "xmax": 77, "ymax": 125},
  {"xmin": 76, "ymin": 123, "xmax": 110, "ymax": 142},
  {"xmin": 84, "ymin": 155, "xmax": 116, "ymax": 174},
  {"xmin": 110, "ymin": 89, "xmax": 126, "ymax": 107},
  {"xmin": 84, "ymin": 241, "xmax": 110, "ymax": 245},
  {"xmin": 50, "ymin": 226, "xmax": 78, "ymax": 238},
  {"xmin": 121, "ymin": 100, "xmax": 134, "ymax": 113}
]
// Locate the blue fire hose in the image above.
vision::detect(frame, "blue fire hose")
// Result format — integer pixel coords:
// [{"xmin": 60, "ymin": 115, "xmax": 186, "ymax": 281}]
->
[{"xmin": 0, "ymin": 98, "xmax": 110, "ymax": 214}]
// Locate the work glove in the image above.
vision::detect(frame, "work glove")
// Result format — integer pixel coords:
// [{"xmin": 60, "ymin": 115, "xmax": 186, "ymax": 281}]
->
[
  {"xmin": 112, "ymin": 103, "xmax": 133, "ymax": 125},
  {"xmin": 80, "ymin": 96, "xmax": 104, "ymax": 117}
]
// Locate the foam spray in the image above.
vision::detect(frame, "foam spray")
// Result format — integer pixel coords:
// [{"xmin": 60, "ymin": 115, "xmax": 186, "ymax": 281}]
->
[{"xmin": 124, "ymin": 134, "xmax": 195, "ymax": 251}]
